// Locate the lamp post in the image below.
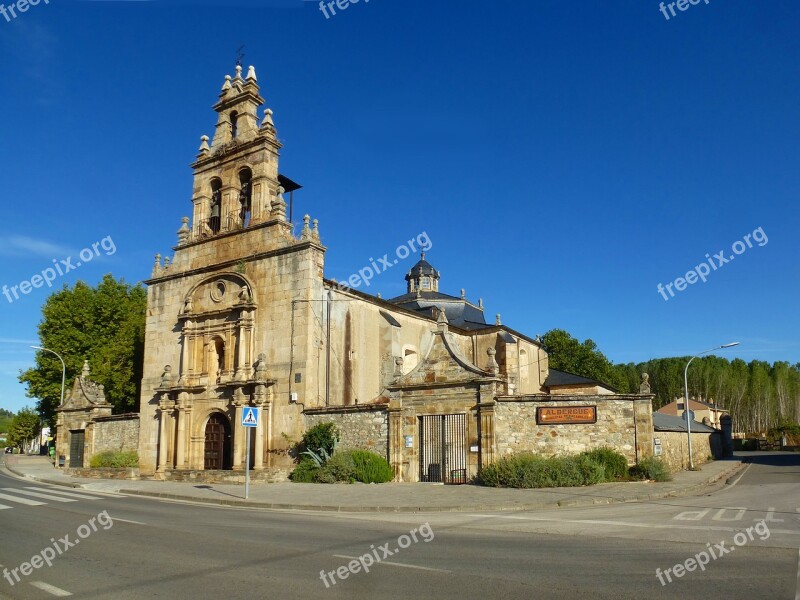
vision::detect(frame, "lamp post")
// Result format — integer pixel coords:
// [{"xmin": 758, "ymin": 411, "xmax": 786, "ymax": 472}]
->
[
  {"xmin": 31, "ymin": 346, "xmax": 66, "ymax": 409},
  {"xmin": 684, "ymin": 342, "xmax": 740, "ymax": 469}
]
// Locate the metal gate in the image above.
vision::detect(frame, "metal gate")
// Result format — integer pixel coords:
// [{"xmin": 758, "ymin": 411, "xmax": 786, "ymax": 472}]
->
[
  {"xmin": 418, "ymin": 414, "xmax": 467, "ymax": 484},
  {"xmin": 69, "ymin": 430, "xmax": 85, "ymax": 468}
]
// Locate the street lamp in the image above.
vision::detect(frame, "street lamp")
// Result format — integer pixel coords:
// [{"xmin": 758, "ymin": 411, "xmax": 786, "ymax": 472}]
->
[
  {"xmin": 684, "ymin": 342, "xmax": 740, "ymax": 469},
  {"xmin": 31, "ymin": 346, "xmax": 66, "ymax": 408}
]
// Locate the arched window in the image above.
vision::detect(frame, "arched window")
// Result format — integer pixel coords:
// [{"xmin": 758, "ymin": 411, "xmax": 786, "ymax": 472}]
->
[
  {"xmin": 209, "ymin": 178, "xmax": 222, "ymax": 234},
  {"xmin": 238, "ymin": 168, "xmax": 253, "ymax": 228},
  {"xmin": 230, "ymin": 111, "xmax": 239, "ymax": 139}
]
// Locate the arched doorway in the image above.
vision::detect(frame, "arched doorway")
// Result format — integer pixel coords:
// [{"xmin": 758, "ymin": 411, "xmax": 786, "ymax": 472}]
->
[{"xmin": 204, "ymin": 413, "xmax": 232, "ymax": 470}]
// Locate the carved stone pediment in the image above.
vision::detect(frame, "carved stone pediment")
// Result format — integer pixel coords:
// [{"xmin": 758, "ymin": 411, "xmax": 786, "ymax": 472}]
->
[{"xmin": 181, "ymin": 273, "xmax": 256, "ymax": 318}]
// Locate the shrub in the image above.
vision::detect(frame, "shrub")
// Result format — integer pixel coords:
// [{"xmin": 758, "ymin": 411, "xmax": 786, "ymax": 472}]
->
[
  {"xmin": 302, "ymin": 422, "xmax": 339, "ymax": 456},
  {"xmin": 479, "ymin": 452, "xmax": 606, "ymax": 488},
  {"xmin": 317, "ymin": 450, "xmax": 357, "ymax": 483},
  {"xmin": 89, "ymin": 450, "xmax": 138, "ymax": 468},
  {"xmin": 629, "ymin": 456, "xmax": 672, "ymax": 482},
  {"xmin": 350, "ymin": 450, "xmax": 394, "ymax": 483},
  {"xmin": 290, "ymin": 458, "xmax": 320, "ymax": 483},
  {"xmin": 581, "ymin": 447, "xmax": 629, "ymax": 480}
]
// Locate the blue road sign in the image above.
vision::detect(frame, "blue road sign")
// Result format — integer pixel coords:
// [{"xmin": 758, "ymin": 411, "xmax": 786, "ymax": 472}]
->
[{"xmin": 242, "ymin": 407, "xmax": 259, "ymax": 427}]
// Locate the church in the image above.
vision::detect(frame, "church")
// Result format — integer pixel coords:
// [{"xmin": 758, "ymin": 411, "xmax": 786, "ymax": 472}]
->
[{"xmin": 137, "ymin": 65, "xmax": 656, "ymax": 482}]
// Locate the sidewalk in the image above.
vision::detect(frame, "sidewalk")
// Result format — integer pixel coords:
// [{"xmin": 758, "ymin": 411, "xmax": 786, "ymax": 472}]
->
[{"xmin": 2, "ymin": 454, "xmax": 745, "ymax": 513}]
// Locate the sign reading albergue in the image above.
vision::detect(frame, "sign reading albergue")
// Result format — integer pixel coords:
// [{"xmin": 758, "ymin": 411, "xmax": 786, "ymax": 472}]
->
[{"xmin": 536, "ymin": 406, "xmax": 597, "ymax": 425}]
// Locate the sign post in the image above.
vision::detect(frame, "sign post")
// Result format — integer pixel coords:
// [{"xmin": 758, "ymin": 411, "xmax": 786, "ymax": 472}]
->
[{"xmin": 241, "ymin": 407, "xmax": 259, "ymax": 499}]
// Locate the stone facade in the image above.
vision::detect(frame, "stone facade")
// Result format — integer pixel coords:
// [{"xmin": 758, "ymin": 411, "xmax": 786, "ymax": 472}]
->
[
  {"xmin": 657, "ymin": 431, "xmax": 722, "ymax": 471},
  {"xmin": 494, "ymin": 395, "xmax": 655, "ymax": 464},
  {"xmin": 305, "ymin": 407, "xmax": 389, "ymax": 458}
]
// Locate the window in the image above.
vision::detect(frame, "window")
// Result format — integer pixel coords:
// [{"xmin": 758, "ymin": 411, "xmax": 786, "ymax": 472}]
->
[
  {"xmin": 230, "ymin": 111, "xmax": 239, "ymax": 139},
  {"xmin": 238, "ymin": 168, "xmax": 253, "ymax": 228},
  {"xmin": 209, "ymin": 179, "xmax": 222, "ymax": 234}
]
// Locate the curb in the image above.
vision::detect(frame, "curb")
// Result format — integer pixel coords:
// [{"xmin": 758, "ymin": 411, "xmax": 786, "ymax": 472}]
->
[{"xmin": 4, "ymin": 458, "xmax": 745, "ymax": 514}]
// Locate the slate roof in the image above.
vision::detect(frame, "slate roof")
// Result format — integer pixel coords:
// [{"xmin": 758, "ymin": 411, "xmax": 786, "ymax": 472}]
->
[
  {"xmin": 406, "ymin": 257, "xmax": 439, "ymax": 279},
  {"xmin": 387, "ymin": 291, "xmax": 487, "ymax": 329},
  {"xmin": 653, "ymin": 412, "xmax": 718, "ymax": 433},
  {"xmin": 544, "ymin": 368, "xmax": 617, "ymax": 391}
]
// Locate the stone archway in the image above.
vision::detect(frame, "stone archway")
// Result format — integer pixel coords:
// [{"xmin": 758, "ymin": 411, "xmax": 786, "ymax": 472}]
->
[{"xmin": 204, "ymin": 413, "xmax": 232, "ymax": 470}]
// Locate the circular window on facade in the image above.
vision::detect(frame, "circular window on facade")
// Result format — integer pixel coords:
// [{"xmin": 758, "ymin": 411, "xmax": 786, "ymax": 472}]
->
[{"xmin": 210, "ymin": 280, "xmax": 226, "ymax": 302}]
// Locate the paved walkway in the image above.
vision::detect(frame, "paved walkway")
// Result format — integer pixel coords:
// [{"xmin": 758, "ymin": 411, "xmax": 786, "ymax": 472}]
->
[{"xmin": 2, "ymin": 454, "xmax": 745, "ymax": 513}]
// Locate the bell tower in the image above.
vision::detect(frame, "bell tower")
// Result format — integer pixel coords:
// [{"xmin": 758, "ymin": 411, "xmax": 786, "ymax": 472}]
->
[{"xmin": 188, "ymin": 64, "xmax": 285, "ymax": 240}]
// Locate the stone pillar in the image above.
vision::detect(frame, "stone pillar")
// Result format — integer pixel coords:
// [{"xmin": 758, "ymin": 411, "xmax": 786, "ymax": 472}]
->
[
  {"xmin": 477, "ymin": 399, "xmax": 496, "ymax": 470},
  {"xmin": 254, "ymin": 405, "xmax": 265, "ymax": 470},
  {"xmin": 157, "ymin": 403, "xmax": 171, "ymax": 469},
  {"xmin": 233, "ymin": 399, "xmax": 245, "ymax": 470},
  {"xmin": 175, "ymin": 406, "xmax": 186, "ymax": 469},
  {"xmin": 388, "ymin": 398, "xmax": 404, "ymax": 481}
]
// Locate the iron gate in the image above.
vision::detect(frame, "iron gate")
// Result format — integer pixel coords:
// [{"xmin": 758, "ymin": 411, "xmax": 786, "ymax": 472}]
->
[
  {"xmin": 418, "ymin": 414, "xmax": 467, "ymax": 483},
  {"xmin": 69, "ymin": 430, "xmax": 85, "ymax": 468}
]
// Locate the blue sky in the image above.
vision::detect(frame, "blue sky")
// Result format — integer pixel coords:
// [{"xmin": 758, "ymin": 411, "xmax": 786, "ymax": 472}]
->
[{"xmin": 0, "ymin": 0, "xmax": 798, "ymax": 412}]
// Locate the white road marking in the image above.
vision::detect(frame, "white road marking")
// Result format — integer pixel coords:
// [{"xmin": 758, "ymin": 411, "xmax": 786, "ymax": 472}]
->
[
  {"xmin": 727, "ymin": 463, "xmax": 752, "ymax": 488},
  {"xmin": 333, "ymin": 554, "xmax": 451, "ymax": 573},
  {"xmin": 25, "ymin": 487, "xmax": 107, "ymax": 500},
  {"xmin": 0, "ymin": 503, "xmax": 12, "ymax": 510},
  {"xmin": 0, "ymin": 491, "xmax": 46, "ymax": 506},
  {"xmin": 110, "ymin": 517, "xmax": 146, "ymax": 526},
  {"xmin": 795, "ymin": 547, "xmax": 800, "ymax": 600},
  {"xmin": 29, "ymin": 581, "xmax": 73, "ymax": 596},
  {"xmin": 464, "ymin": 514, "xmax": 800, "ymax": 536},
  {"xmin": 2, "ymin": 489, "xmax": 77, "ymax": 503}
]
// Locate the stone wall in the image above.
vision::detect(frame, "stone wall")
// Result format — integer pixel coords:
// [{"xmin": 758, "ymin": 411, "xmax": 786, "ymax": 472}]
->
[
  {"xmin": 304, "ymin": 406, "xmax": 389, "ymax": 459},
  {"xmin": 91, "ymin": 415, "xmax": 140, "ymax": 456},
  {"xmin": 494, "ymin": 395, "xmax": 655, "ymax": 464},
  {"xmin": 657, "ymin": 431, "xmax": 722, "ymax": 471}
]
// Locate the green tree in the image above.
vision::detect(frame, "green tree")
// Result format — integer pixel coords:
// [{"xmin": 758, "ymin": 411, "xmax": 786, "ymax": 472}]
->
[
  {"xmin": 541, "ymin": 329, "xmax": 631, "ymax": 392},
  {"xmin": 7, "ymin": 408, "xmax": 40, "ymax": 452},
  {"xmin": 18, "ymin": 275, "xmax": 146, "ymax": 425}
]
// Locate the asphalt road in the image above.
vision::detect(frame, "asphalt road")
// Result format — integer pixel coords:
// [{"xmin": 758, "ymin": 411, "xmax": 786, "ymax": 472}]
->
[{"xmin": 0, "ymin": 453, "xmax": 798, "ymax": 599}]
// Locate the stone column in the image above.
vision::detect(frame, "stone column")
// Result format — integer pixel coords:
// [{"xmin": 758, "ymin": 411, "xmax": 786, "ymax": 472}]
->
[
  {"xmin": 254, "ymin": 404, "xmax": 265, "ymax": 470},
  {"xmin": 387, "ymin": 398, "xmax": 403, "ymax": 481},
  {"xmin": 232, "ymin": 398, "xmax": 245, "ymax": 470},
  {"xmin": 175, "ymin": 405, "xmax": 186, "ymax": 469},
  {"xmin": 478, "ymin": 401, "xmax": 496, "ymax": 470},
  {"xmin": 157, "ymin": 403, "xmax": 171, "ymax": 470}
]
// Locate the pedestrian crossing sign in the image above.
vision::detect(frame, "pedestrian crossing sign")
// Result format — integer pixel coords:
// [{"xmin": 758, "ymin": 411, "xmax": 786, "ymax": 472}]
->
[{"xmin": 242, "ymin": 407, "xmax": 259, "ymax": 427}]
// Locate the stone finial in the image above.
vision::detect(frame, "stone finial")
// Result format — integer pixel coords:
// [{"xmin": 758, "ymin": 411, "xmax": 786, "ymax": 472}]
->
[
  {"xmin": 238, "ymin": 284, "xmax": 252, "ymax": 304},
  {"xmin": 394, "ymin": 356, "xmax": 404, "ymax": 377},
  {"xmin": 312, "ymin": 219, "xmax": 320, "ymax": 242},
  {"xmin": 301, "ymin": 214, "xmax": 312, "ymax": 240},
  {"xmin": 460, "ymin": 288, "xmax": 466, "ymax": 299},
  {"xmin": 415, "ymin": 287, "xmax": 422, "ymax": 298},
  {"xmin": 234, "ymin": 65, "xmax": 243, "ymax": 80},
  {"xmin": 486, "ymin": 347, "xmax": 499, "ymax": 376},
  {"xmin": 479, "ymin": 298, "xmax": 484, "ymax": 309},
  {"xmin": 222, "ymin": 75, "xmax": 232, "ymax": 91},
  {"xmin": 376, "ymin": 292, "xmax": 382, "ymax": 299},
  {"xmin": 81, "ymin": 360, "xmax": 91, "ymax": 379},
  {"xmin": 178, "ymin": 216, "xmax": 191, "ymax": 244},
  {"xmin": 261, "ymin": 108, "xmax": 275, "ymax": 131},
  {"xmin": 163, "ymin": 256, "xmax": 170, "ymax": 268},
  {"xmin": 182, "ymin": 296, "xmax": 193, "ymax": 315},
  {"xmin": 495, "ymin": 313, "xmax": 501, "ymax": 326},
  {"xmin": 246, "ymin": 65, "xmax": 257, "ymax": 81},
  {"xmin": 198, "ymin": 135, "xmax": 210, "ymax": 154},
  {"xmin": 153, "ymin": 253, "xmax": 162, "ymax": 275},
  {"xmin": 639, "ymin": 372, "xmax": 651, "ymax": 394},
  {"xmin": 271, "ymin": 186, "xmax": 287, "ymax": 220}
]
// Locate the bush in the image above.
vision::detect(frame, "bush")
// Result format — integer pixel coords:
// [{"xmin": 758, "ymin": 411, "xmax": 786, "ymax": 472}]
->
[
  {"xmin": 89, "ymin": 450, "xmax": 138, "ymax": 468},
  {"xmin": 290, "ymin": 458, "xmax": 320, "ymax": 483},
  {"xmin": 581, "ymin": 447, "xmax": 629, "ymax": 480},
  {"xmin": 350, "ymin": 450, "xmax": 394, "ymax": 483},
  {"xmin": 317, "ymin": 450, "xmax": 357, "ymax": 483},
  {"xmin": 302, "ymin": 423, "xmax": 339, "ymax": 456},
  {"xmin": 629, "ymin": 456, "xmax": 672, "ymax": 482},
  {"xmin": 479, "ymin": 452, "xmax": 606, "ymax": 488}
]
